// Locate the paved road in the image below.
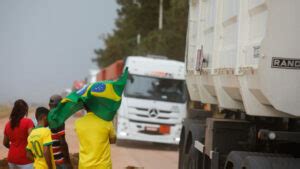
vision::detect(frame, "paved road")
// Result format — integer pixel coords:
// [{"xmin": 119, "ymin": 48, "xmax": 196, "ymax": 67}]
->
[{"xmin": 1, "ymin": 115, "xmax": 179, "ymax": 169}]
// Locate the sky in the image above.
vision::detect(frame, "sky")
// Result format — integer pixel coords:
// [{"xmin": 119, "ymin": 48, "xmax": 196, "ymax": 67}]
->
[{"xmin": 0, "ymin": 0, "xmax": 118, "ymax": 104}]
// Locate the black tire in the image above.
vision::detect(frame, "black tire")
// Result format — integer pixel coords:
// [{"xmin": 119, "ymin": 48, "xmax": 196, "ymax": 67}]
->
[
  {"xmin": 225, "ymin": 151, "xmax": 291, "ymax": 169},
  {"xmin": 242, "ymin": 156, "xmax": 272, "ymax": 169},
  {"xmin": 179, "ymin": 126, "xmax": 187, "ymax": 169},
  {"xmin": 186, "ymin": 148, "xmax": 201, "ymax": 169},
  {"xmin": 183, "ymin": 123, "xmax": 206, "ymax": 169},
  {"xmin": 179, "ymin": 118, "xmax": 202, "ymax": 169},
  {"xmin": 179, "ymin": 108, "xmax": 210, "ymax": 169},
  {"xmin": 225, "ymin": 151, "xmax": 269, "ymax": 169},
  {"xmin": 242, "ymin": 156, "xmax": 300, "ymax": 169}
]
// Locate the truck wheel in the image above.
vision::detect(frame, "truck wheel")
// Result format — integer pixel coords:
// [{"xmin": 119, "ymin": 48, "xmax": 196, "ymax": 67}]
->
[
  {"xmin": 225, "ymin": 151, "xmax": 267, "ymax": 169},
  {"xmin": 183, "ymin": 123, "xmax": 206, "ymax": 169},
  {"xmin": 183, "ymin": 130, "xmax": 201, "ymax": 169},
  {"xmin": 179, "ymin": 118, "xmax": 202, "ymax": 169},
  {"xmin": 178, "ymin": 126, "xmax": 186, "ymax": 169},
  {"xmin": 179, "ymin": 115, "xmax": 207, "ymax": 169},
  {"xmin": 225, "ymin": 151, "xmax": 292, "ymax": 169},
  {"xmin": 242, "ymin": 156, "xmax": 300, "ymax": 169},
  {"xmin": 186, "ymin": 148, "xmax": 200, "ymax": 169}
]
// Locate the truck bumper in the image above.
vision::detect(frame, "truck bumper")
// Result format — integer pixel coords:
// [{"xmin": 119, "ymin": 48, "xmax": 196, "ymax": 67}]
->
[
  {"xmin": 117, "ymin": 131, "xmax": 180, "ymax": 145},
  {"xmin": 116, "ymin": 117, "xmax": 181, "ymax": 145}
]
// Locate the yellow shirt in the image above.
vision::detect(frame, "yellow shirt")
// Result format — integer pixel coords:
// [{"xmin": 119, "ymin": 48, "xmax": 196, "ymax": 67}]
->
[
  {"xmin": 26, "ymin": 127, "xmax": 56, "ymax": 169},
  {"xmin": 75, "ymin": 112, "xmax": 116, "ymax": 169}
]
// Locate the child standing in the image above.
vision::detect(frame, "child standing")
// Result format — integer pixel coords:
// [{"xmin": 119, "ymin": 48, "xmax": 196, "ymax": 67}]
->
[{"xmin": 26, "ymin": 107, "xmax": 56, "ymax": 169}]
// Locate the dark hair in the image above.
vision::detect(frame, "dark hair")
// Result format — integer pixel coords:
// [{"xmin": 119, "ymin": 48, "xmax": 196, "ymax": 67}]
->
[
  {"xmin": 35, "ymin": 107, "xmax": 49, "ymax": 120},
  {"xmin": 9, "ymin": 99, "xmax": 29, "ymax": 129},
  {"xmin": 83, "ymin": 103, "xmax": 91, "ymax": 112},
  {"xmin": 49, "ymin": 94, "xmax": 62, "ymax": 109}
]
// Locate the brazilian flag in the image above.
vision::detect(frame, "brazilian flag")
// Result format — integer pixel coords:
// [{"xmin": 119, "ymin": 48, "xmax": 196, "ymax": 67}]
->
[
  {"xmin": 47, "ymin": 92, "xmax": 84, "ymax": 129},
  {"xmin": 48, "ymin": 68, "xmax": 128, "ymax": 129}
]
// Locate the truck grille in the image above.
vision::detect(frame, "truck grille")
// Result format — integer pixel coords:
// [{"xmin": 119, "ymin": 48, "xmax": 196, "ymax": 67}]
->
[
  {"xmin": 128, "ymin": 106, "xmax": 179, "ymax": 123},
  {"xmin": 128, "ymin": 119, "xmax": 175, "ymax": 126}
]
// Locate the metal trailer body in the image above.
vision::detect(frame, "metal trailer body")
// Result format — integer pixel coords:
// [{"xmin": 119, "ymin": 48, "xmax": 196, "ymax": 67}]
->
[
  {"xmin": 183, "ymin": 0, "xmax": 300, "ymax": 168},
  {"xmin": 96, "ymin": 60, "xmax": 124, "ymax": 81},
  {"xmin": 186, "ymin": 0, "xmax": 300, "ymax": 117}
]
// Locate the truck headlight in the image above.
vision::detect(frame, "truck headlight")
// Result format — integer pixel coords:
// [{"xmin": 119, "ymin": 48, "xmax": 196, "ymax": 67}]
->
[{"xmin": 119, "ymin": 131, "xmax": 128, "ymax": 136}]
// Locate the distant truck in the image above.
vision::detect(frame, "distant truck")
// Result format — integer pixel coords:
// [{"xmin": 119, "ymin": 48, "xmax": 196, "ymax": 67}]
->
[
  {"xmin": 180, "ymin": 0, "xmax": 300, "ymax": 169},
  {"xmin": 97, "ymin": 56, "xmax": 187, "ymax": 144},
  {"xmin": 87, "ymin": 69, "xmax": 99, "ymax": 84},
  {"xmin": 72, "ymin": 80, "xmax": 85, "ymax": 91},
  {"xmin": 97, "ymin": 60, "xmax": 124, "ymax": 81}
]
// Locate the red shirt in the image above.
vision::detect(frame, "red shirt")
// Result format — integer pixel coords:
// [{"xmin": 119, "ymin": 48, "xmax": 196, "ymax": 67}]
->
[{"xmin": 4, "ymin": 118, "xmax": 34, "ymax": 164}]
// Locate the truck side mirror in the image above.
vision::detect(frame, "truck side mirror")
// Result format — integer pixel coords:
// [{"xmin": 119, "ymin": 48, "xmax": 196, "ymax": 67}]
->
[{"xmin": 128, "ymin": 74, "xmax": 134, "ymax": 83}]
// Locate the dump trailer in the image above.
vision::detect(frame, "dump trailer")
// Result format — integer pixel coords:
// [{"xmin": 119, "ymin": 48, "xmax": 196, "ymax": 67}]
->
[
  {"xmin": 72, "ymin": 80, "xmax": 85, "ymax": 91},
  {"xmin": 96, "ymin": 60, "xmax": 124, "ymax": 81},
  {"xmin": 180, "ymin": 0, "xmax": 300, "ymax": 168}
]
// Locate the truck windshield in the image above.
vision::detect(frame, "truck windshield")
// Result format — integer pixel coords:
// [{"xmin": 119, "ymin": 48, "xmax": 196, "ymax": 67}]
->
[{"xmin": 124, "ymin": 74, "xmax": 187, "ymax": 103}]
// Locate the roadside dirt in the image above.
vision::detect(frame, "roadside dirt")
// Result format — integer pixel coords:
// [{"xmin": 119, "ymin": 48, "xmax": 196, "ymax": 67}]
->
[{"xmin": 1, "ymin": 115, "xmax": 179, "ymax": 169}]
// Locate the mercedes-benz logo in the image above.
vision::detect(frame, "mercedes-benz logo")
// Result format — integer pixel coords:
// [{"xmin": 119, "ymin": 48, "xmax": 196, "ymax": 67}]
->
[{"xmin": 149, "ymin": 109, "xmax": 158, "ymax": 118}]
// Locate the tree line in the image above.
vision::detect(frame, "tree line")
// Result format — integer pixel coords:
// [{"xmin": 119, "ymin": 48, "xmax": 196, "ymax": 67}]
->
[{"xmin": 94, "ymin": 0, "xmax": 189, "ymax": 67}]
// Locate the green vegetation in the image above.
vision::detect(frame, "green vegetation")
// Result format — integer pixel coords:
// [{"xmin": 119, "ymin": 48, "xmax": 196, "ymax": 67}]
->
[{"xmin": 95, "ymin": 0, "xmax": 188, "ymax": 67}]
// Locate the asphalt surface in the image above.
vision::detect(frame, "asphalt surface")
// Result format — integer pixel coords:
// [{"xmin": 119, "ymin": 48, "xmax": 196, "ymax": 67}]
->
[{"xmin": 1, "ymin": 115, "xmax": 179, "ymax": 169}]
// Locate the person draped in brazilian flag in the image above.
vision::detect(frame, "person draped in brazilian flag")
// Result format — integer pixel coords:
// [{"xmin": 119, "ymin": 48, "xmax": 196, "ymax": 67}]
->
[
  {"xmin": 47, "ymin": 68, "xmax": 128, "ymax": 168},
  {"xmin": 47, "ymin": 67, "xmax": 128, "ymax": 129},
  {"xmin": 26, "ymin": 107, "xmax": 56, "ymax": 169}
]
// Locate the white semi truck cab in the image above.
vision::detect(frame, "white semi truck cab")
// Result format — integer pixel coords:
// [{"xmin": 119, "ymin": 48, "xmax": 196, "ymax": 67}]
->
[{"xmin": 116, "ymin": 56, "xmax": 187, "ymax": 144}]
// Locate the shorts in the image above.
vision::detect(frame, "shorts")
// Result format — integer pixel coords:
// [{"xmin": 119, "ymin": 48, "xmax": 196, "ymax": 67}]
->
[{"xmin": 8, "ymin": 163, "xmax": 33, "ymax": 169}]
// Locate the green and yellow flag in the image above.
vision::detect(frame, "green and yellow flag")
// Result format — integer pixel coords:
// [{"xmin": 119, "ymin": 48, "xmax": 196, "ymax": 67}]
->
[{"xmin": 48, "ymin": 68, "xmax": 128, "ymax": 129}]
